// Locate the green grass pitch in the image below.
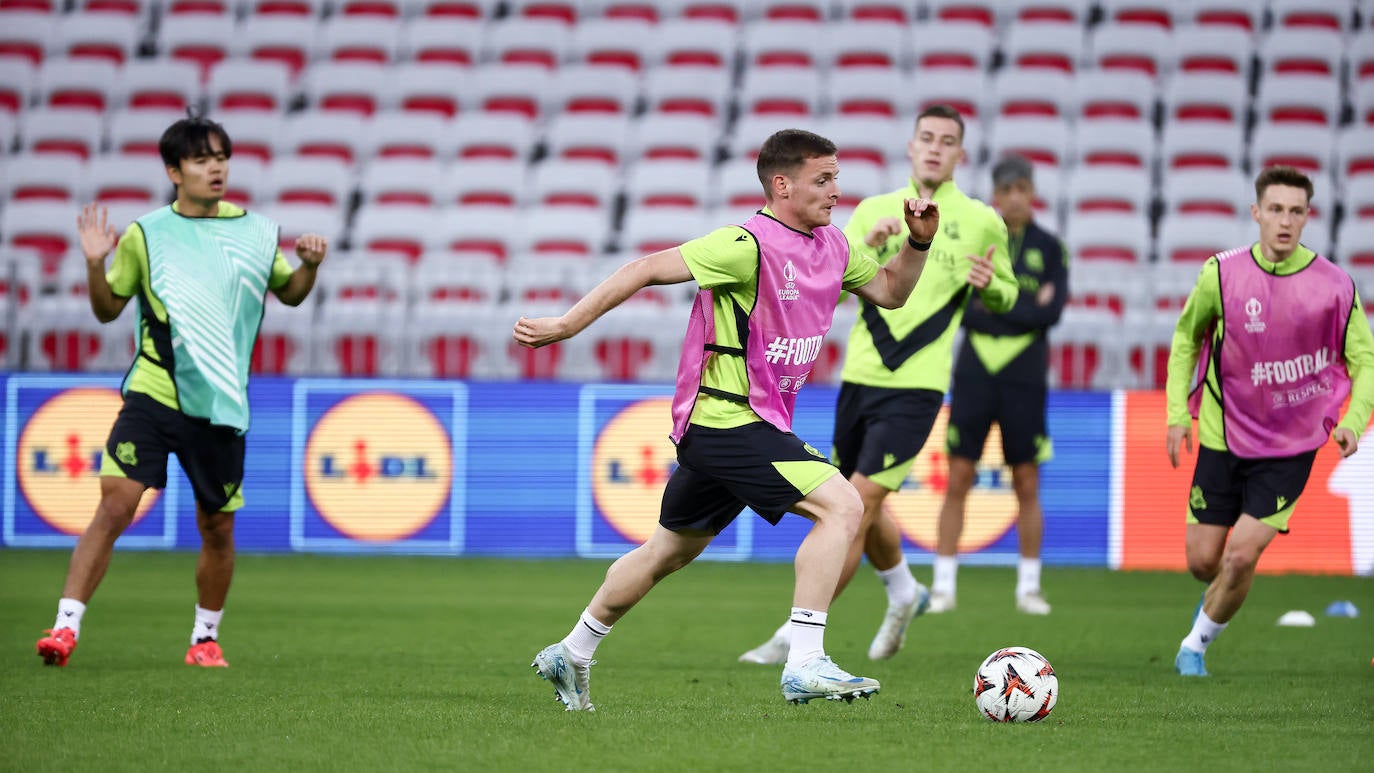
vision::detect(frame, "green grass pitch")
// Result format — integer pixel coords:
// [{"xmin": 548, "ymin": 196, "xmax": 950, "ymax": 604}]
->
[{"xmin": 2, "ymin": 551, "xmax": 1371, "ymax": 771}]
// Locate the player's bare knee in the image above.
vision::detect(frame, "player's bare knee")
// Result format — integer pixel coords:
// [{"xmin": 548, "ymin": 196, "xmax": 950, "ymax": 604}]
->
[
  {"xmin": 91, "ymin": 495, "xmax": 138, "ymax": 534},
  {"xmin": 1187, "ymin": 558, "xmax": 1219, "ymax": 582},
  {"xmin": 1220, "ymin": 547, "xmax": 1260, "ymax": 577},
  {"xmin": 197, "ymin": 512, "xmax": 235, "ymax": 550}
]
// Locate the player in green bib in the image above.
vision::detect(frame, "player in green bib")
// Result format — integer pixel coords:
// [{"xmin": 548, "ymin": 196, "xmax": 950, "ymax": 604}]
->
[
  {"xmin": 36, "ymin": 115, "xmax": 328, "ymax": 669},
  {"xmin": 740, "ymin": 104, "xmax": 1018, "ymax": 665}
]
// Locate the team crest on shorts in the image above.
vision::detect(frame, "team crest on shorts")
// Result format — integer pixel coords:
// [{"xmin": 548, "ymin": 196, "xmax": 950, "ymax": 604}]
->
[
  {"xmin": 116, "ymin": 441, "xmax": 138, "ymax": 467},
  {"xmin": 1190, "ymin": 485, "xmax": 1207, "ymax": 511}
]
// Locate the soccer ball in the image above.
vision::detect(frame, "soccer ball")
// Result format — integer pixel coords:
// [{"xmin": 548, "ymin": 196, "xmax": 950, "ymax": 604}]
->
[{"xmin": 973, "ymin": 646, "xmax": 1057, "ymax": 722}]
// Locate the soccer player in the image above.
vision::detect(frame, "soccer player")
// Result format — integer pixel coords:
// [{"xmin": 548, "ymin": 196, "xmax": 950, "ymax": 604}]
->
[
  {"xmin": 739, "ymin": 104, "xmax": 1017, "ymax": 665},
  {"xmin": 35, "ymin": 114, "xmax": 328, "ymax": 668},
  {"xmin": 931, "ymin": 155, "xmax": 1068, "ymax": 616},
  {"xmin": 518, "ymin": 129, "xmax": 940, "ymax": 709},
  {"xmin": 1166, "ymin": 166, "xmax": 1374, "ymax": 677}
]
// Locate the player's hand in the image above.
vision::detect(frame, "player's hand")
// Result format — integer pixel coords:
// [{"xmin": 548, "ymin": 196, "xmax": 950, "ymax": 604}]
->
[
  {"xmin": 965, "ymin": 245, "xmax": 994, "ymax": 289},
  {"xmin": 514, "ymin": 315, "xmax": 570, "ymax": 348},
  {"xmin": 1332, "ymin": 427, "xmax": 1359, "ymax": 458},
  {"xmin": 295, "ymin": 234, "xmax": 328, "ymax": 267},
  {"xmin": 864, "ymin": 217, "xmax": 903, "ymax": 248},
  {"xmin": 903, "ymin": 198, "xmax": 939, "ymax": 244},
  {"xmin": 1166, "ymin": 424, "xmax": 1193, "ymax": 469},
  {"xmin": 1036, "ymin": 282, "xmax": 1055, "ymax": 306},
  {"xmin": 77, "ymin": 203, "xmax": 117, "ymax": 266}
]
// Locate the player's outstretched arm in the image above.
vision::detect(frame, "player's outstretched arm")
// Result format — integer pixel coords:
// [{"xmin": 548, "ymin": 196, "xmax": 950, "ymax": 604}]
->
[
  {"xmin": 78, "ymin": 203, "xmax": 132, "ymax": 323},
  {"xmin": 514, "ymin": 247, "xmax": 693, "ymax": 348},
  {"xmin": 273, "ymin": 234, "xmax": 328, "ymax": 306},
  {"xmin": 851, "ymin": 198, "xmax": 938, "ymax": 309}
]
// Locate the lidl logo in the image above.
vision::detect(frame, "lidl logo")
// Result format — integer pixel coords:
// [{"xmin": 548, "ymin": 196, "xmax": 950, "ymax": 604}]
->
[
  {"xmin": 303, "ymin": 392, "xmax": 452, "ymax": 542},
  {"xmin": 16, "ymin": 387, "xmax": 158, "ymax": 535},
  {"xmin": 887, "ymin": 405, "xmax": 1017, "ymax": 552},
  {"xmin": 590, "ymin": 398, "xmax": 677, "ymax": 544}
]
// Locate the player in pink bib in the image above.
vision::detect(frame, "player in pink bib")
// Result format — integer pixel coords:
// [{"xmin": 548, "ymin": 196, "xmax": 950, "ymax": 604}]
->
[
  {"xmin": 515, "ymin": 129, "xmax": 939, "ymax": 708},
  {"xmin": 1165, "ymin": 166, "xmax": 1374, "ymax": 677}
]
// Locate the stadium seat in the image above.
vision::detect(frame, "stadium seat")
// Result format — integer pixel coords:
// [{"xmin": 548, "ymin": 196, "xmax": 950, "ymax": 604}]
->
[
  {"xmin": 1335, "ymin": 219, "xmax": 1374, "ymax": 265},
  {"xmin": 87, "ymin": 155, "xmax": 164, "ymax": 204},
  {"xmin": 529, "ymin": 158, "xmax": 620, "ymax": 211},
  {"xmin": 261, "ymin": 201, "xmax": 348, "ymax": 251},
  {"xmin": 822, "ymin": 114, "xmax": 906, "ymax": 171},
  {"xmin": 433, "ymin": 204, "xmax": 523, "ymax": 262},
  {"xmin": 358, "ymin": 158, "xmax": 443, "ymax": 206},
  {"xmin": 1156, "ymin": 215, "xmax": 1244, "ymax": 264},
  {"xmin": 216, "ymin": 112, "xmax": 285, "ymax": 164},
  {"xmin": 313, "ymin": 300, "xmax": 405, "ymax": 377},
  {"xmin": 927, "ymin": 0, "xmax": 996, "ymax": 27},
  {"xmin": 398, "ymin": 18, "xmax": 482, "ymax": 67},
  {"xmin": 713, "ymin": 157, "xmax": 764, "ymax": 210},
  {"xmin": 157, "ymin": 15, "xmax": 235, "ymax": 80},
  {"xmin": 831, "ymin": 162, "xmax": 889, "ymax": 203},
  {"xmin": 319, "ymin": 252, "xmax": 410, "ymax": 305},
  {"xmin": 1048, "ymin": 307, "xmax": 1120, "ymax": 389},
  {"xmin": 36, "ymin": 58, "xmax": 118, "ymax": 113},
  {"xmin": 1162, "ymin": 73, "xmax": 1247, "ymax": 126},
  {"xmin": 507, "ymin": 0, "xmax": 580, "ymax": 25},
  {"xmin": 302, "ymin": 62, "xmax": 390, "ymax": 117},
  {"xmin": 627, "ymin": 113, "xmax": 721, "ymax": 162},
  {"xmin": 746, "ymin": 0, "xmax": 831, "ymax": 23},
  {"xmin": 1180, "ymin": 0, "xmax": 1261, "ymax": 32},
  {"xmin": 0, "ymin": 155, "xmax": 85, "ymax": 202},
  {"xmin": 251, "ymin": 295, "xmax": 313, "ymax": 375},
  {"xmin": 1160, "ymin": 123, "xmax": 1245, "ymax": 171},
  {"xmin": 317, "ymin": 16, "xmax": 401, "ymax": 64},
  {"xmin": 1255, "ymin": 75, "xmax": 1342, "ymax": 127},
  {"xmin": 233, "ymin": 15, "xmax": 316, "ymax": 77},
  {"xmin": 19, "ymin": 107, "xmax": 103, "ymax": 160},
  {"xmin": 106, "ymin": 108, "xmax": 181, "ymax": 157},
  {"xmin": 825, "ymin": 67, "xmax": 912, "ymax": 119},
  {"xmin": 1146, "ymin": 260, "xmax": 1202, "ymax": 312},
  {"xmin": 0, "ymin": 12, "xmax": 53, "ymax": 67},
  {"xmin": 450, "ymin": 112, "xmax": 538, "ymax": 160},
  {"xmin": 1352, "ymin": 79, "xmax": 1374, "ymax": 127},
  {"xmin": 988, "ymin": 116, "xmax": 1069, "ymax": 171},
  {"xmin": 584, "ymin": 0, "xmax": 665, "ymax": 23},
  {"xmin": 1350, "ymin": 35, "xmax": 1374, "ymax": 86},
  {"xmin": 223, "ymin": 156, "xmax": 267, "ymax": 206},
  {"xmin": 991, "ymin": 69, "xmax": 1073, "ymax": 118},
  {"xmin": 1336, "ymin": 127, "xmax": 1374, "ymax": 178},
  {"xmin": 822, "ymin": 20, "xmax": 908, "ymax": 70},
  {"xmin": 433, "ymin": 158, "xmax": 527, "ymax": 208},
  {"xmin": 1249, "ymin": 125, "xmax": 1334, "ymax": 176},
  {"xmin": 279, "ymin": 112, "xmax": 369, "ymax": 164},
  {"xmin": 1064, "ymin": 212, "xmax": 1151, "ymax": 263},
  {"xmin": 242, "ymin": 0, "xmax": 330, "ymax": 18},
  {"xmin": 909, "ymin": 21, "xmax": 993, "ymax": 71},
  {"xmin": 675, "ymin": 0, "xmax": 747, "ymax": 25},
  {"xmin": 1087, "ymin": 21, "xmax": 1170, "ymax": 77},
  {"xmin": 1168, "ymin": 25, "xmax": 1252, "ymax": 78},
  {"xmin": 911, "ymin": 70, "xmax": 989, "ymax": 121},
  {"xmin": 23, "ymin": 295, "xmax": 112, "ymax": 372},
  {"xmin": 377, "ymin": 63, "xmax": 464, "ymax": 118},
  {"xmin": 0, "ymin": 59, "xmax": 35, "ymax": 113},
  {"xmin": 1063, "ymin": 166, "xmax": 1151, "ymax": 217},
  {"xmin": 506, "ymin": 255, "xmax": 597, "ymax": 304},
  {"xmin": 832, "ymin": 0, "xmax": 916, "ymax": 24},
  {"xmin": 543, "ymin": 113, "xmax": 632, "ymax": 166},
  {"xmin": 1161, "ymin": 169, "xmax": 1252, "ymax": 218},
  {"xmin": 569, "ymin": 18, "xmax": 655, "ymax": 71},
  {"xmin": 521, "ymin": 209, "xmax": 613, "ymax": 259},
  {"xmin": 1096, "ymin": 0, "xmax": 1174, "ymax": 29},
  {"xmin": 1003, "ymin": 21, "xmax": 1085, "ymax": 73},
  {"xmin": 1268, "ymin": 0, "xmax": 1351, "ymax": 32},
  {"xmin": 1259, "ymin": 29, "xmax": 1344, "ymax": 78},
  {"xmin": 1067, "ymin": 260, "xmax": 1144, "ymax": 317},
  {"xmin": 1122, "ymin": 308, "xmax": 1177, "ymax": 389},
  {"xmin": 738, "ymin": 66, "xmax": 822, "ymax": 116},
  {"xmin": 116, "ymin": 59, "xmax": 203, "ymax": 113},
  {"xmin": 725, "ymin": 114, "xmax": 818, "ymax": 160},
  {"xmin": 364, "ymin": 111, "xmax": 452, "ymax": 161},
  {"xmin": 742, "ymin": 21, "xmax": 823, "ymax": 69},
  {"xmin": 47, "ymin": 13, "xmax": 141, "ymax": 66},
  {"xmin": 576, "ymin": 302, "xmax": 684, "ymax": 382},
  {"xmin": 484, "ymin": 18, "xmax": 569, "ymax": 69},
  {"xmin": 413, "ymin": 0, "xmax": 498, "ymax": 19},
  {"xmin": 649, "ymin": 19, "xmax": 738, "ymax": 71},
  {"xmin": 1004, "ymin": 0, "xmax": 1091, "ymax": 26},
  {"xmin": 1073, "ymin": 69, "xmax": 1156, "ymax": 122},
  {"xmin": 618, "ymin": 208, "xmax": 708, "ymax": 255},
  {"xmin": 260, "ymin": 157, "xmax": 355, "ymax": 207},
  {"xmin": 623, "ymin": 158, "xmax": 713, "ymax": 210},
  {"xmin": 405, "ymin": 303, "xmax": 517, "ymax": 379},
  {"xmin": 335, "ymin": 0, "xmax": 407, "ymax": 17},
  {"xmin": 643, "ymin": 66, "xmax": 732, "ymax": 118},
  {"xmin": 548, "ymin": 64, "xmax": 640, "ymax": 116},
  {"xmin": 207, "ymin": 60, "xmax": 295, "ymax": 115},
  {"xmin": 464, "ymin": 63, "xmax": 551, "ymax": 120},
  {"xmin": 0, "ymin": 201, "xmax": 78, "ymax": 274},
  {"xmin": 1341, "ymin": 176, "xmax": 1374, "ymax": 220},
  {"xmin": 350, "ymin": 203, "xmax": 439, "ymax": 263}
]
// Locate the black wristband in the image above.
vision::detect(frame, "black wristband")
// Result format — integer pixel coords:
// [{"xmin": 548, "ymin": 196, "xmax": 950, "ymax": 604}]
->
[{"xmin": 908, "ymin": 235, "xmax": 932, "ymax": 251}]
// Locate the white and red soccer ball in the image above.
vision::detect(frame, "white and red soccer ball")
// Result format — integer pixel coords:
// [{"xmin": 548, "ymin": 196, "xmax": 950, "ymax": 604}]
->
[{"xmin": 973, "ymin": 646, "xmax": 1058, "ymax": 722}]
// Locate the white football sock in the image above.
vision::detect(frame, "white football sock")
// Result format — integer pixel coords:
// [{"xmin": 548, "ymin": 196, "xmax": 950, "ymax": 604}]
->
[
  {"xmin": 191, "ymin": 605, "xmax": 223, "ymax": 645},
  {"xmin": 876, "ymin": 557, "xmax": 919, "ymax": 608},
  {"xmin": 54, "ymin": 598, "xmax": 86, "ymax": 637},
  {"xmin": 785, "ymin": 608, "xmax": 827, "ymax": 668},
  {"xmin": 1181, "ymin": 611, "xmax": 1228, "ymax": 653},
  {"xmin": 1016, "ymin": 558, "xmax": 1043, "ymax": 597},
  {"xmin": 932, "ymin": 555, "xmax": 958, "ymax": 596},
  {"xmin": 562, "ymin": 608, "xmax": 612, "ymax": 666}
]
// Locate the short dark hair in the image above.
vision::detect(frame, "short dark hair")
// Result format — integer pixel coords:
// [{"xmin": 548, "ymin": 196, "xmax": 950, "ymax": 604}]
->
[
  {"xmin": 756, "ymin": 129, "xmax": 837, "ymax": 197},
  {"xmin": 915, "ymin": 104, "xmax": 965, "ymax": 142},
  {"xmin": 1254, "ymin": 165, "xmax": 1314, "ymax": 205},
  {"xmin": 158, "ymin": 113, "xmax": 232, "ymax": 169}
]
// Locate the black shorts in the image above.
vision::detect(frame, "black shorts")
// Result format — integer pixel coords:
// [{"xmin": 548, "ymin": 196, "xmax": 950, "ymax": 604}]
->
[
  {"xmin": 102, "ymin": 392, "xmax": 246, "ymax": 513},
  {"xmin": 831, "ymin": 382, "xmax": 943, "ymax": 488},
  {"xmin": 659, "ymin": 423, "xmax": 840, "ymax": 535},
  {"xmin": 1187, "ymin": 446, "xmax": 1317, "ymax": 533},
  {"xmin": 947, "ymin": 352, "xmax": 1050, "ymax": 466}
]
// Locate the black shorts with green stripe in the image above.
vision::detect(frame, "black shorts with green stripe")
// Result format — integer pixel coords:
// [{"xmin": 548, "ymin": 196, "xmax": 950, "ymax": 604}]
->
[
  {"xmin": 660, "ymin": 423, "xmax": 840, "ymax": 535},
  {"xmin": 1187, "ymin": 446, "xmax": 1317, "ymax": 533}
]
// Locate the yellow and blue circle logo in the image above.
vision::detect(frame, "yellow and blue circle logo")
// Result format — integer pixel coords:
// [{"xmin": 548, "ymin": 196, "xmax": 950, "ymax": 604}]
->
[
  {"xmin": 304, "ymin": 393, "xmax": 452, "ymax": 542},
  {"xmin": 887, "ymin": 406, "xmax": 1017, "ymax": 553},
  {"xmin": 17, "ymin": 388, "xmax": 159, "ymax": 535},
  {"xmin": 589, "ymin": 397, "xmax": 676, "ymax": 544}
]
